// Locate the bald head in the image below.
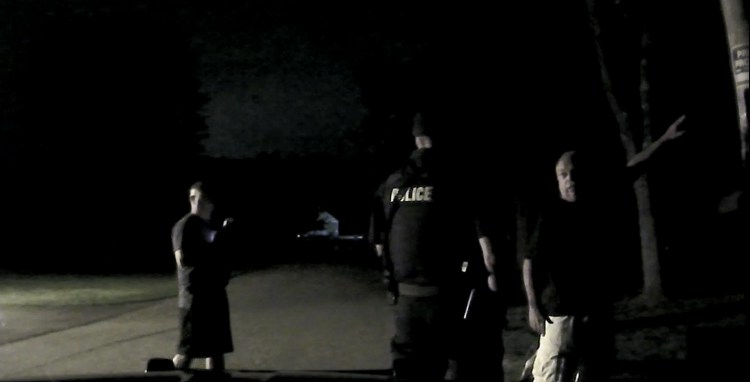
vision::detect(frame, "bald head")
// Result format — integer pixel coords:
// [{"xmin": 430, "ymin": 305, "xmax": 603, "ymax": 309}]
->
[{"xmin": 556, "ymin": 151, "xmax": 577, "ymax": 202}]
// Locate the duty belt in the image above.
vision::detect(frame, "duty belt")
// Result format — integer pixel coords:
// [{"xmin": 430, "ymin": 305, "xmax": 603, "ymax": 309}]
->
[{"xmin": 398, "ymin": 283, "xmax": 440, "ymax": 297}]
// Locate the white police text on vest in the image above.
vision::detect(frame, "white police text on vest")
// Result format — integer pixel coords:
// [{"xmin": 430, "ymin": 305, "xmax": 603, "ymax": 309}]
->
[{"xmin": 390, "ymin": 186, "xmax": 433, "ymax": 203}]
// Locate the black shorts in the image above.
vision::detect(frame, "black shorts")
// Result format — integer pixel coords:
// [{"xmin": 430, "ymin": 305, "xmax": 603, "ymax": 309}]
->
[{"xmin": 177, "ymin": 292, "xmax": 233, "ymax": 357}]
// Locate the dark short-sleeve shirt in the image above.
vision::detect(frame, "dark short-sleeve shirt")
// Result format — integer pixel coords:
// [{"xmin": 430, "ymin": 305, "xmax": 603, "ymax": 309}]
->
[
  {"xmin": 527, "ymin": 199, "xmax": 610, "ymax": 316},
  {"xmin": 172, "ymin": 213, "xmax": 227, "ymax": 308}
]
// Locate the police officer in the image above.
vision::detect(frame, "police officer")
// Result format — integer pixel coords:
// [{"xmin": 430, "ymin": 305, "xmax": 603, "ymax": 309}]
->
[{"xmin": 370, "ymin": 113, "xmax": 500, "ymax": 382}]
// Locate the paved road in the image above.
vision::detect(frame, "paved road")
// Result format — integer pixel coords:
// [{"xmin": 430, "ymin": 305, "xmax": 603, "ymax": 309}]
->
[
  {"xmin": 4, "ymin": 260, "xmax": 724, "ymax": 381},
  {"xmin": 0, "ymin": 263, "xmax": 395, "ymax": 379}
]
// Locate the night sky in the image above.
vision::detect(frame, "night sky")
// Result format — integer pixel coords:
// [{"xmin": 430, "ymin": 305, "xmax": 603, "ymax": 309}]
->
[{"xmin": 2, "ymin": 1, "xmax": 742, "ymax": 161}]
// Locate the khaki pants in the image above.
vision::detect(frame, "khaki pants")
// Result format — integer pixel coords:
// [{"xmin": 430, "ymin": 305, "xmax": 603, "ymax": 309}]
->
[{"xmin": 532, "ymin": 316, "xmax": 576, "ymax": 382}]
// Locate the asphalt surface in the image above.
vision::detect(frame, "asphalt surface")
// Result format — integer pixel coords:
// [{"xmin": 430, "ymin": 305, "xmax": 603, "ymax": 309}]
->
[
  {"xmin": 0, "ymin": 263, "xmax": 396, "ymax": 379},
  {"xmin": 3, "ymin": 260, "xmax": 735, "ymax": 381}
]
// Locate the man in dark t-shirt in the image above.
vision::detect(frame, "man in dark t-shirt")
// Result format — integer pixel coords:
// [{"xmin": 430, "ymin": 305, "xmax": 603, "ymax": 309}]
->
[
  {"xmin": 522, "ymin": 115, "xmax": 686, "ymax": 382},
  {"xmin": 171, "ymin": 181, "xmax": 233, "ymax": 371}
]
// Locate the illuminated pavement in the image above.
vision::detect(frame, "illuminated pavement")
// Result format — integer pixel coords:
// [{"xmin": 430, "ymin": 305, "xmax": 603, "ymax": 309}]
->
[
  {"xmin": 4, "ymin": 260, "xmax": 728, "ymax": 380},
  {"xmin": 0, "ymin": 263, "xmax": 395, "ymax": 379}
]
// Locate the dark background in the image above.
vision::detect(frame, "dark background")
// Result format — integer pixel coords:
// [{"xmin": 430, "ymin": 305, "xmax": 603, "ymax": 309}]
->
[{"xmin": 0, "ymin": 1, "xmax": 745, "ymax": 300}]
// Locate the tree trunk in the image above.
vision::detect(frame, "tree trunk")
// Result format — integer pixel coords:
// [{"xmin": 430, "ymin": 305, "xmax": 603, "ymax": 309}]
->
[
  {"xmin": 719, "ymin": 0, "xmax": 749, "ymax": 168},
  {"xmin": 636, "ymin": 27, "xmax": 665, "ymax": 302},
  {"xmin": 634, "ymin": 175, "xmax": 663, "ymax": 300},
  {"xmin": 586, "ymin": 0, "xmax": 664, "ymax": 303},
  {"xmin": 585, "ymin": 0, "xmax": 636, "ymax": 156}
]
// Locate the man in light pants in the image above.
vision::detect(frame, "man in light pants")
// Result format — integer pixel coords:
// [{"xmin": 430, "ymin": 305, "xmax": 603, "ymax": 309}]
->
[{"xmin": 522, "ymin": 116, "xmax": 687, "ymax": 381}]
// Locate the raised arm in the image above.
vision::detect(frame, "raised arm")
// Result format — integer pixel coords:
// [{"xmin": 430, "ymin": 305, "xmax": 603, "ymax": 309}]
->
[{"xmin": 626, "ymin": 115, "xmax": 687, "ymax": 175}]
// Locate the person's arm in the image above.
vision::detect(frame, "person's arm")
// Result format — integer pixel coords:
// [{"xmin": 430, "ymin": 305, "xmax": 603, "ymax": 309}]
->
[
  {"xmin": 478, "ymin": 236, "xmax": 497, "ymax": 292},
  {"xmin": 369, "ymin": 183, "xmax": 389, "ymax": 254},
  {"xmin": 473, "ymin": 200, "xmax": 502, "ymax": 292},
  {"xmin": 369, "ymin": 182, "xmax": 398, "ymax": 304},
  {"xmin": 214, "ymin": 218, "xmax": 234, "ymax": 246},
  {"xmin": 172, "ymin": 218, "xmax": 199, "ymax": 268},
  {"xmin": 172, "ymin": 218, "xmax": 204, "ymax": 293},
  {"xmin": 523, "ymin": 258, "xmax": 552, "ymax": 335},
  {"xmin": 626, "ymin": 115, "xmax": 687, "ymax": 177},
  {"xmin": 523, "ymin": 218, "xmax": 552, "ymax": 335},
  {"xmin": 174, "ymin": 250, "xmax": 185, "ymax": 268},
  {"xmin": 215, "ymin": 218, "xmax": 235, "ymax": 285}
]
